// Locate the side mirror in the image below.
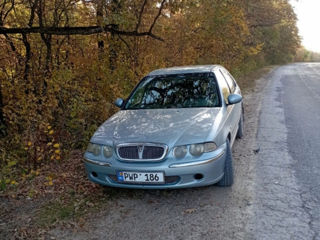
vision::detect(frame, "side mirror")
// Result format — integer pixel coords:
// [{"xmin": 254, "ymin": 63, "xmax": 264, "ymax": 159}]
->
[
  {"xmin": 114, "ymin": 98, "xmax": 124, "ymax": 108},
  {"xmin": 228, "ymin": 94, "xmax": 242, "ymax": 105}
]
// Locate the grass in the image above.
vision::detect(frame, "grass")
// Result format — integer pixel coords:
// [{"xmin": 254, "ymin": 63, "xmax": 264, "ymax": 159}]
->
[
  {"xmin": 37, "ymin": 201, "xmax": 75, "ymax": 225},
  {"xmin": 36, "ymin": 198, "xmax": 82, "ymax": 226},
  {"xmin": 35, "ymin": 193, "xmax": 103, "ymax": 227}
]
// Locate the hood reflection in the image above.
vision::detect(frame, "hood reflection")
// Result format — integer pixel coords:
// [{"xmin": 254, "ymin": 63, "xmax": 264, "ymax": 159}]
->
[{"xmin": 92, "ymin": 108, "xmax": 221, "ymax": 147}]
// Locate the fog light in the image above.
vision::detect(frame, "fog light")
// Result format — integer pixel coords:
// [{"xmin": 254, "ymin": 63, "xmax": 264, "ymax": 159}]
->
[{"xmin": 194, "ymin": 174, "xmax": 204, "ymax": 180}]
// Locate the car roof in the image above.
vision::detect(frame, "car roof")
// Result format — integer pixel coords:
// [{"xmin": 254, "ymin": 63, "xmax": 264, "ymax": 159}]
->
[{"xmin": 147, "ymin": 65, "xmax": 221, "ymax": 76}]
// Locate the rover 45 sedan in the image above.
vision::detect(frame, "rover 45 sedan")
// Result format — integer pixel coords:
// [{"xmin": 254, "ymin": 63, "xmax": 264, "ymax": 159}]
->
[{"xmin": 83, "ymin": 65, "xmax": 243, "ymax": 189}]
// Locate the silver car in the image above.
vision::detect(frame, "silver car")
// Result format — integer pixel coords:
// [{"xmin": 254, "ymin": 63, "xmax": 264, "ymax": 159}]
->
[{"xmin": 83, "ymin": 65, "xmax": 243, "ymax": 189}]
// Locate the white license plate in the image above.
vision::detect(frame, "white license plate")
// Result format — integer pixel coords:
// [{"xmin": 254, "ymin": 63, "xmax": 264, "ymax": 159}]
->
[{"xmin": 117, "ymin": 171, "xmax": 165, "ymax": 184}]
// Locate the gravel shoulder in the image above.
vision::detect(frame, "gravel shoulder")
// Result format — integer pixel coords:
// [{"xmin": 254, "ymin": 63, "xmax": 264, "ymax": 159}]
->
[{"xmin": 48, "ymin": 67, "xmax": 275, "ymax": 240}]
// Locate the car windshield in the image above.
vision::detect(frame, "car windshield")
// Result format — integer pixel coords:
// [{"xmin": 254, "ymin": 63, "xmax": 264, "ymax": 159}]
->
[{"xmin": 125, "ymin": 73, "xmax": 220, "ymax": 109}]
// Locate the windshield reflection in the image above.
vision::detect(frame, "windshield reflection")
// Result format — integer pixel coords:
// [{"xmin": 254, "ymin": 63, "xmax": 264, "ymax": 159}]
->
[{"xmin": 125, "ymin": 73, "xmax": 220, "ymax": 109}]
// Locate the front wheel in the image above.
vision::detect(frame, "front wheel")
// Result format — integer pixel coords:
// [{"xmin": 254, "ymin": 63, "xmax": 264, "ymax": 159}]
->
[
  {"xmin": 236, "ymin": 107, "xmax": 244, "ymax": 139},
  {"xmin": 217, "ymin": 139, "xmax": 234, "ymax": 187}
]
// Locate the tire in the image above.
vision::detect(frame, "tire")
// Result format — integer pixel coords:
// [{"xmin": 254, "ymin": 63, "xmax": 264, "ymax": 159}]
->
[
  {"xmin": 236, "ymin": 106, "xmax": 244, "ymax": 139},
  {"xmin": 217, "ymin": 139, "xmax": 234, "ymax": 187}
]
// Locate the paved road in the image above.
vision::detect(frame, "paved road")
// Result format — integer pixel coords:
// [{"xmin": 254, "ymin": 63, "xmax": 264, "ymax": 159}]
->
[
  {"xmin": 50, "ymin": 63, "xmax": 320, "ymax": 240},
  {"xmin": 284, "ymin": 63, "xmax": 320, "ymax": 239},
  {"xmin": 251, "ymin": 63, "xmax": 320, "ymax": 239}
]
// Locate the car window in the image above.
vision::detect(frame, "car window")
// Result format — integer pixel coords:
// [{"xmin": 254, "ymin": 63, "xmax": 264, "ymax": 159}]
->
[
  {"xmin": 125, "ymin": 73, "xmax": 221, "ymax": 109},
  {"xmin": 220, "ymin": 70, "xmax": 236, "ymax": 93},
  {"xmin": 215, "ymin": 70, "xmax": 230, "ymax": 104}
]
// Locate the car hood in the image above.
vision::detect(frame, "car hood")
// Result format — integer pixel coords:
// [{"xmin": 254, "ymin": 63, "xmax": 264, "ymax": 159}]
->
[{"xmin": 91, "ymin": 108, "xmax": 221, "ymax": 147}]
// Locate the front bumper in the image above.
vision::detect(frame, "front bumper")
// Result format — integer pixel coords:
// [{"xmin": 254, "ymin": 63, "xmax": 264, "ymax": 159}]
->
[{"xmin": 83, "ymin": 146, "xmax": 226, "ymax": 189}]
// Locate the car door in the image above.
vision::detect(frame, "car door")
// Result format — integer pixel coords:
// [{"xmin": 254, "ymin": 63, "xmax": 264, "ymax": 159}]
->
[
  {"xmin": 220, "ymin": 68, "xmax": 242, "ymax": 144},
  {"xmin": 214, "ymin": 68, "xmax": 240, "ymax": 146}
]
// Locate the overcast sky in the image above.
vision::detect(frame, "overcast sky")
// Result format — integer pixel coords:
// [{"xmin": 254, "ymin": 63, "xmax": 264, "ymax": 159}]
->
[{"xmin": 290, "ymin": 0, "xmax": 320, "ymax": 52}]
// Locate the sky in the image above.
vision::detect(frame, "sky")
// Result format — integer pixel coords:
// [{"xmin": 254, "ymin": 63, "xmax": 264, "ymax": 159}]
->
[{"xmin": 290, "ymin": 0, "xmax": 320, "ymax": 53}]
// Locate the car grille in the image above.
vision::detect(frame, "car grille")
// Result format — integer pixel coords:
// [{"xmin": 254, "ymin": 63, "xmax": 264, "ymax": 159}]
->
[
  {"xmin": 117, "ymin": 143, "xmax": 167, "ymax": 161},
  {"xmin": 142, "ymin": 146, "xmax": 164, "ymax": 159},
  {"xmin": 118, "ymin": 146, "xmax": 139, "ymax": 159}
]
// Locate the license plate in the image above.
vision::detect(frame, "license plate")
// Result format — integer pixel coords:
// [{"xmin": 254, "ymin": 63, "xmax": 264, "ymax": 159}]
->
[{"xmin": 117, "ymin": 171, "xmax": 165, "ymax": 184}]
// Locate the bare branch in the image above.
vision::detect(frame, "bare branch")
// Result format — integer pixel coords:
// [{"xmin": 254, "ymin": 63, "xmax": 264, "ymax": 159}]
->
[
  {"xmin": 249, "ymin": 21, "xmax": 280, "ymax": 28},
  {"xmin": 0, "ymin": 26, "xmax": 102, "ymax": 34},
  {"xmin": 135, "ymin": 0, "xmax": 147, "ymax": 31},
  {"xmin": 3, "ymin": 32, "xmax": 16, "ymax": 52},
  {"xmin": 117, "ymin": 34, "xmax": 131, "ymax": 50},
  {"xmin": 0, "ymin": 0, "xmax": 166, "ymax": 42},
  {"xmin": 3, "ymin": 0, "xmax": 15, "ymax": 23},
  {"xmin": 22, "ymin": 33, "xmax": 31, "ymax": 80},
  {"xmin": 0, "ymin": 25, "xmax": 164, "ymax": 41},
  {"xmin": 28, "ymin": 0, "xmax": 39, "ymax": 27},
  {"xmin": 148, "ymin": 0, "xmax": 166, "ymax": 34},
  {"xmin": 0, "ymin": 0, "xmax": 15, "ymax": 26}
]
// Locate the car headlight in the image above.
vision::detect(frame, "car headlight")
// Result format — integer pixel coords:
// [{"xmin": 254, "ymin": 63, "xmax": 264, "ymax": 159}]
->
[
  {"xmin": 87, "ymin": 143, "xmax": 101, "ymax": 156},
  {"xmin": 173, "ymin": 145, "xmax": 187, "ymax": 159},
  {"xmin": 103, "ymin": 145, "xmax": 113, "ymax": 158},
  {"xmin": 189, "ymin": 142, "xmax": 217, "ymax": 157},
  {"xmin": 189, "ymin": 143, "xmax": 205, "ymax": 156},
  {"xmin": 204, "ymin": 142, "xmax": 217, "ymax": 152}
]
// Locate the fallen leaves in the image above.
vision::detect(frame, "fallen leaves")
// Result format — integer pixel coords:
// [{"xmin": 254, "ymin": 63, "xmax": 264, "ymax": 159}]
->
[
  {"xmin": 2, "ymin": 150, "xmax": 96, "ymax": 199},
  {"xmin": 10, "ymin": 180, "xmax": 18, "ymax": 185},
  {"xmin": 184, "ymin": 208, "xmax": 197, "ymax": 214}
]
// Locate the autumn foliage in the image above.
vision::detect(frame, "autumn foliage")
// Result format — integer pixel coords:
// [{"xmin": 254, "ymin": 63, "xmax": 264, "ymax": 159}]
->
[{"xmin": 0, "ymin": 0, "xmax": 300, "ymax": 189}]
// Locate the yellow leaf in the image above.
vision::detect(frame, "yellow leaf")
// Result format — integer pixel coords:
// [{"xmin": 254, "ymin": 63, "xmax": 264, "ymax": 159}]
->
[
  {"xmin": 27, "ymin": 141, "xmax": 32, "ymax": 146},
  {"xmin": 24, "ymin": 147, "xmax": 28, "ymax": 150},
  {"xmin": 53, "ymin": 143, "xmax": 60, "ymax": 148},
  {"xmin": 11, "ymin": 180, "xmax": 17, "ymax": 185},
  {"xmin": 47, "ymin": 125, "xmax": 52, "ymax": 130},
  {"xmin": 48, "ymin": 180, "xmax": 53, "ymax": 186},
  {"xmin": 50, "ymin": 155, "xmax": 55, "ymax": 160},
  {"xmin": 49, "ymin": 130, "xmax": 54, "ymax": 135},
  {"xmin": 56, "ymin": 155, "xmax": 61, "ymax": 160},
  {"xmin": 55, "ymin": 149, "xmax": 60, "ymax": 154}
]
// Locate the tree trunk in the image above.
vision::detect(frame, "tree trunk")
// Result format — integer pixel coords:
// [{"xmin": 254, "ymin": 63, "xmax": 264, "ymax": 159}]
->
[
  {"xmin": 0, "ymin": 82, "xmax": 6, "ymax": 136},
  {"xmin": 22, "ymin": 33, "xmax": 31, "ymax": 81},
  {"xmin": 96, "ymin": 0, "xmax": 104, "ymax": 58}
]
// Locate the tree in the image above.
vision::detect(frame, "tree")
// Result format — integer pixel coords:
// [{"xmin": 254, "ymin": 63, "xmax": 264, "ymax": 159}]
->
[{"xmin": 0, "ymin": 0, "xmax": 300, "ymax": 171}]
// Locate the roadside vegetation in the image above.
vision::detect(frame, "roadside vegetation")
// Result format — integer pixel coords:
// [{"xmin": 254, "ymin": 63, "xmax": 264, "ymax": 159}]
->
[
  {"xmin": 295, "ymin": 47, "xmax": 320, "ymax": 62},
  {"xmin": 0, "ymin": 0, "xmax": 300, "ymax": 237}
]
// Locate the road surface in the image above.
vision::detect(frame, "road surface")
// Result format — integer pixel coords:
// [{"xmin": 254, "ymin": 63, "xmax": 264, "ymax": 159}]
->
[
  {"xmin": 50, "ymin": 63, "xmax": 320, "ymax": 240},
  {"xmin": 249, "ymin": 63, "xmax": 320, "ymax": 239}
]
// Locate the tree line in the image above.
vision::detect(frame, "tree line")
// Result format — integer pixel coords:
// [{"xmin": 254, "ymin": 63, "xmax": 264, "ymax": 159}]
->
[{"xmin": 0, "ymin": 0, "xmax": 299, "ymax": 173}]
